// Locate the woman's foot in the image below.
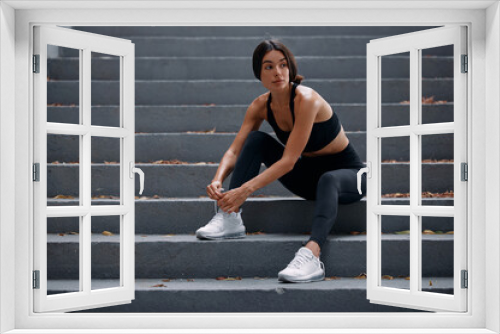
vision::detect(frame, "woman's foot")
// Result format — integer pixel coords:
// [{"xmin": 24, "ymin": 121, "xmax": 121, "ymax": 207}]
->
[
  {"xmin": 278, "ymin": 247, "xmax": 325, "ymax": 283},
  {"xmin": 195, "ymin": 209, "xmax": 246, "ymax": 239}
]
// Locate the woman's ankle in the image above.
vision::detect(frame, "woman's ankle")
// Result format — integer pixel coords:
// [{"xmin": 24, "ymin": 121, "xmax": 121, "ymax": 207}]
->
[{"xmin": 305, "ymin": 241, "xmax": 321, "ymax": 258}]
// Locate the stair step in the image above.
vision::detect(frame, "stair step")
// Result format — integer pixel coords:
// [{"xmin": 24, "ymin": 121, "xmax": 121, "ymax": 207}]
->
[
  {"xmin": 47, "ymin": 132, "xmax": 454, "ymax": 164},
  {"xmin": 47, "ymin": 277, "xmax": 451, "ymax": 313},
  {"xmin": 48, "ymin": 197, "xmax": 454, "ymax": 235},
  {"xmin": 70, "ymin": 26, "xmax": 437, "ymax": 38},
  {"xmin": 48, "ymin": 104, "xmax": 454, "ymax": 133},
  {"xmin": 47, "ymin": 79, "xmax": 453, "ymax": 105},
  {"xmin": 47, "ymin": 162, "xmax": 454, "ymax": 198},
  {"xmin": 48, "ymin": 56, "xmax": 453, "ymax": 81},
  {"xmin": 47, "ymin": 234, "xmax": 453, "ymax": 279},
  {"xmin": 58, "ymin": 35, "xmax": 451, "ymax": 58}
]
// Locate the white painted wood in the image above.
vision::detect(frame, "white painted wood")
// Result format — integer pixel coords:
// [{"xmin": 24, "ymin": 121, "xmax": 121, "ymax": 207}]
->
[
  {"xmin": 367, "ymin": 25, "xmax": 467, "ymax": 312},
  {"xmin": 3, "ymin": 0, "xmax": 497, "ymax": 10},
  {"xmin": 8, "ymin": 5, "xmax": 489, "ymax": 333},
  {"xmin": 0, "ymin": 2, "xmax": 17, "ymax": 333},
  {"xmin": 33, "ymin": 25, "xmax": 135, "ymax": 313},
  {"xmin": 485, "ymin": 3, "xmax": 500, "ymax": 333},
  {"xmin": 46, "ymin": 123, "xmax": 131, "ymax": 137}
]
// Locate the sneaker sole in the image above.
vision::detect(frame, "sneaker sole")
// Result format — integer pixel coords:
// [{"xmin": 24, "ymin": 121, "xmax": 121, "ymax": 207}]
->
[
  {"xmin": 196, "ymin": 231, "xmax": 246, "ymax": 240},
  {"xmin": 278, "ymin": 271, "xmax": 325, "ymax": 283}
]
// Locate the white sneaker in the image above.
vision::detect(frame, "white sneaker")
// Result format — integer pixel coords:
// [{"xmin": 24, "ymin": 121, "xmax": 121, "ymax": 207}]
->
[
  {"xmin": 278, "ymin": 247, "xmax": 325, "ymax": 283},
  {"xmin": 196, "ymin": 208, "xmax": 246, "ymax": 240}
]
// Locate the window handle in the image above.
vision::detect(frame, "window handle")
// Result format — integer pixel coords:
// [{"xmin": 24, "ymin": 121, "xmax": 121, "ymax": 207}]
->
[
  {"xmin": 357, "ymin": 162, "xmax": 371, "ymax": 195},
  {"xmin": 129, "ymin": 162, "xmax": 145, "ymax": 195}
]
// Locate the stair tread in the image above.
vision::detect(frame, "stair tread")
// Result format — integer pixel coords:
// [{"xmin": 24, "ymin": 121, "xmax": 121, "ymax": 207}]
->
[
  {"xmin": 47, "ymin": 277, "xmax": 454, "ymax": 292},
  {"xmin": 49, "ymin": 102, "xmax": 454, "ymax": 107},
  {"xmin": 47, "ymin": 233, "xmax": 453, "ymax": 243}
]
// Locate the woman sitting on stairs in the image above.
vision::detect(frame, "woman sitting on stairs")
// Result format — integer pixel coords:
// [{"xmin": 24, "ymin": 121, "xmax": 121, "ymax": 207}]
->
[{"xmin": 196, "ymin": 40, "xmax": 367, "ymax": 283}]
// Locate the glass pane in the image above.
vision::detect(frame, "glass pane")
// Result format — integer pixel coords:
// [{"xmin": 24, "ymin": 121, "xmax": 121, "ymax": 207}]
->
[
  {"xmin": 381, "ymin": 136, "xmax": 409, "ymax": 203},
  {"xmin": 47, "ymin": 134, "xmax": 80, "ymax": 206},
  {"xmin": 91, "ymin": 137, "xmax": 121, "ymax": 205},
  {"xmin": 47, "ymin": 217, "xmax": 80, "ymax": 295},
  {"xmin": 421, "ymin": 45, "xmax": 454, "ymax": 124},
  {"xmin": 380, "ymin": 215, "xmax": 410, "ymax": 289},
  {"xmin": 381, "ymin": 52, "xmax": 410, "ymax": 127},
  {"xmin": 421, "ymin": 216, "xmax": 454, "ymax": 295},
  {"xmin": 421, "ymin": 133, "xmax": 454, "ymax": 206},
  {"xmin": 92, "ymin": 215, "xmax": 121, "ymax": 290},
  {"xmin": 47, "ymin": 45, "xmax": 80, "ymax": 124},
  {"xmin": 92, "ymin": 52, "xmax": 121, "ymax": 127}
]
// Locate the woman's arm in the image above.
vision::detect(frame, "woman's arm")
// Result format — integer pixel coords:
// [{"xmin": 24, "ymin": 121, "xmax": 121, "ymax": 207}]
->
[
  {"xmin": 218, "ymin": 93, "xmax": 321, "ymax": 212},
  {"xmin": 206, "ymin": 99, "xmax": 264, "ymax": 200}
]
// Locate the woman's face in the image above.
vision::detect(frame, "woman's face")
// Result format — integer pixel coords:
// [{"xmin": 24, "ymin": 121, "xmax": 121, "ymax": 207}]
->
[{"xmin": 260, "ymin": 50, "xmax": 290, "ymax": 90}]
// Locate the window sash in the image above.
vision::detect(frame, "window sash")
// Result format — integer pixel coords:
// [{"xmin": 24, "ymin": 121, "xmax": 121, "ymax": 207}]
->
[
  {"xmin": 366, "ymin": 25, "xmax": 468, "ymax": 312},
  {"xmin": 32, "ymin": 25, "xmax": 136, "ymax": 313}
]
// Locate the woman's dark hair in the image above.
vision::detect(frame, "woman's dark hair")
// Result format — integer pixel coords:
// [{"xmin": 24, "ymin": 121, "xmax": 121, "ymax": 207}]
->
[{"xmin": 252, "ymin": 39, "xmax": 304, "ymax": 84}]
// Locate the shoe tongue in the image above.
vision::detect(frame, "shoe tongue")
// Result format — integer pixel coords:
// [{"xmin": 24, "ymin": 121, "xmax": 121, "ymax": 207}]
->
[{"xmin": 298, "ymin": 247, "xmax": 313, "ymax": 257}]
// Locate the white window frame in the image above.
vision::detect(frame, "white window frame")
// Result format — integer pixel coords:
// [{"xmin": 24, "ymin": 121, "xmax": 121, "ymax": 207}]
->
[
  {"xmin": 366, "ymin": 26, "xmax": 468, "ymax": 312},
  {"xmin": 33, "ymin": 25, "xmax": 136, "ymax": 313},
  {"xmin": 0, "ymin": 1, "xmax": 498, "ymax": 333}
]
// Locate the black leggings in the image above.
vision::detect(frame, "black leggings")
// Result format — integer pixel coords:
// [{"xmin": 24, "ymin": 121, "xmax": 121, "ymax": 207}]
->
[{"xmin": 229, "ymin": 131, "xmax": 367, "ymax": 249}]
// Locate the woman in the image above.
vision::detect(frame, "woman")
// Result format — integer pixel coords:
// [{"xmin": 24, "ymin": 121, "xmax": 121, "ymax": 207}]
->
[{"xmin": 196, "ymin": 40, "xmax": 366, "ymax": 283}]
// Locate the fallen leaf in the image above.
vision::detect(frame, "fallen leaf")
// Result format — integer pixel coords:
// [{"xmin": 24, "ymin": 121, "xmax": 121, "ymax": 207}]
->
[
  {"xmin": 325, "ymin": 276, "xmax": 341, "ymax": 280},
  {"xmin": 422, "ymin": 96, "xmax": 447, "ymax": 104},
  {"xmin": 104, "ymin": 161, "xmax": 118, "ymax": 165},
  {"xmin": 350, "ymin": 231, "xmax": 361, "ymax": 235},
  {"xmin": 102, "ymin": 231, "xmax": 113, "ymax": 236},
  {"xmin": 224, "ymin": 277, "xmax": 242, "ymax": 281},
  {"xmin": 54, "ymin": 195, "xmax": 75, "ymax": 199},
  {"xmin": 247, "ymin": 231, "xmax": 266, "ymax": 235},
  {"xmin": 446, "ymin": 231, "xmax": 454, "ymax": 235},
  {"xmin": 405, "ymin": 277, "xmax": 411, "ymax": 280},
  {"xmin": 151, "ymin": 159, "xmax": 186, "ymax": 165},
  {"xmin": 187, "ymin": 128, "xmax": 216, "ymax": 134},
  {"xmin": 354, "ymin": 273, "xmax": 367, "ymax": 279},
  {"xmin": 382, "ymin": 275, "xmax": 394, "ymax": 280},
  {"xmin": 162, "ymin": 234, "xmax": 174, "ymax": 237},
  {"xmin": 395, "ymin": 230, "xmax": 411, "ymax": 235},
  {"xmin": 58, "ymin": 233, "xmax": 65, "ymax": 236},
  {"xmin": 423, "ymin": 230, "xmax": 435, "ymax": 235},
  {"xmin": 152, "ymin": 284, "xmax": 166, "ymax": 288},
  {"xmin": 429, "ymin": 280, "xmax": 433, "ymax": 286},
  {"xmin": 187, "ymin": 279, "xmax": 194, "ymax": 282},
  {"xmin": 141, "ymin": 235, "xmax": 147, "ymax": 238},
  {"xmin": 69, "ymin": 232, "xmax": 79, "ymax": 235},
  {"xmin": 162, "ymin": 279, "xmax": 171, "ymax": 282}
]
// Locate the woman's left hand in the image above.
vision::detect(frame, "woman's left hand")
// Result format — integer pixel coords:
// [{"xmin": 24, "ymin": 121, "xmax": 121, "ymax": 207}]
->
[{"xmin": 217, "ymin": 187, "xmax": 251, "ymax": 213}]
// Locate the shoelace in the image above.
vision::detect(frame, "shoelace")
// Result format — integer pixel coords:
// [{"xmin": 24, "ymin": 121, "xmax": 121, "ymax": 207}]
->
[{"xmin": 289, "ymin": 252, "xmax": 314, "ymax": 269}]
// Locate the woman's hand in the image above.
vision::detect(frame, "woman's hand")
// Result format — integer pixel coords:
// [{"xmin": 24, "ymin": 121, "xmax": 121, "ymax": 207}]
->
[
  {"xmin": 206, "ymin": 180, "xmax": 223, "ymax": 200},
  {"xmin": 217, "ymin": 187, "xmax": 252, "ymax": 213}
]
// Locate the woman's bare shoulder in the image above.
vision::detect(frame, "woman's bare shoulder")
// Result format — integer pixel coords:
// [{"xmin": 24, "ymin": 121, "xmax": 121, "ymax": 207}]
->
[
  {"xmin": 247, "ymin": 92, "xmax": 270, "ymax": 116},
  {"xmin": 294, "ymin": 85, "xmax": 323, "ymax": 107}
]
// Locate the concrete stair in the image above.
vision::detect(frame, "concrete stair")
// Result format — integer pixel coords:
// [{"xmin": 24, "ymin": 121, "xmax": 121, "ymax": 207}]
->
[
  {"xmin": 49, "ymin": 278, "xmax": 452, "ymax": 313},
  {"xmin": 46, "ymin": 26, "xmax": 455, "ymax": 312}
]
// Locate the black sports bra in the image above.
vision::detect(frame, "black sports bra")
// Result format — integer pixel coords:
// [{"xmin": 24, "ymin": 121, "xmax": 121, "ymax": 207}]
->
[{"xmin": 266, "ymin": 83, "xmax": 341, "ymax": 152}]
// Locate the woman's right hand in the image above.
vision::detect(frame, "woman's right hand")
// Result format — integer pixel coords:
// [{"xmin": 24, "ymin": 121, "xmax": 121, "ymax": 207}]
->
[{"xmin": 206, "ymin": 180, "xmax": 223, "ymax": 200}]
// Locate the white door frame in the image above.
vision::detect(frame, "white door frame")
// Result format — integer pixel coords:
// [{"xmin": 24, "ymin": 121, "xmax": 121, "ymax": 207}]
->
[{"xmin": 0, "ymin": 2, "xmax": 497, "ymax": 333}]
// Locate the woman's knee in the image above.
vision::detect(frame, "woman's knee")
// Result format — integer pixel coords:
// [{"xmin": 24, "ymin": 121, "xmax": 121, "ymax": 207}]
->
[
  {"xmin": 318, "ymin": 172, "xmax": 341, "ymax": 190},
  {"xmin": 246, "ymin": 131, "xmax": 270, "ymax": 144},
  {"xmin": 242, "ymin": 131, "xmax": 281, "ymax": 160}
]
